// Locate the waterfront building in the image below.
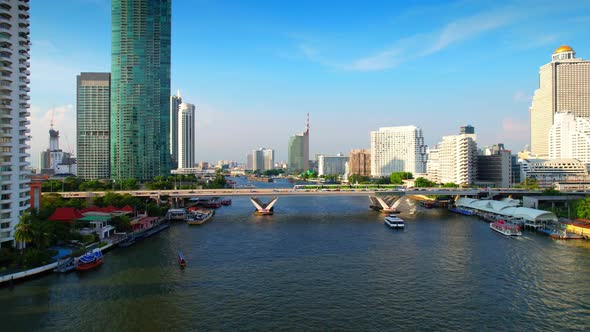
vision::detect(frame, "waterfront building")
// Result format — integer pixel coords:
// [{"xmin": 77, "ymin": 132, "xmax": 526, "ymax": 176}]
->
[
  {"xmin": 170, "ymin": 90, "xmax": 182, "ymax": 169},
  {"xmin": 520, "ymin": 159, "xmax": 590, "ymax": 188},
  {"xmin": 0, "ymin": 0, "xmax": 31, "ymax": 247},
  {"xmin": 549, "ymin": 112, "xmax": 590, "ymax": 164},
  {"xmin": 348, "ymin": 149, "xmax": 371, "ymax": 177},
  {"xmin": 178, "ymin": 102, "xmax": 195, "ymax": 169},
  {"xmin": 77, "ymin": 72, "xmax": 110, "ymax": 179},
  {"xmin": 437, "ymin": 127, "xmax": 477, "ymax": 185},
  {"xmin": 246, "ymin": 153, "xmax": 253, "ymax": 170},
  {"xmin": 370, "ymin": 126, "xmax": 427, "ymax": 177},
  {"xmin": 318, "ymin": 154, "xmax": 348, "ymax": 177},
  {"xmin": 426, "ymin": 147, "xmax": 440, "ymax": 183},
  {"xmin": 511, "ymin": 155, "xmax": 522, "ymax": 185},
  {"xmin": 288, "ymin": 115, "xmax": 310, "ymax": 173},
  {"xmin": 111, "ymin": 0, "xmax": 171, "ymax": 180},
  {"xmin": 530, "ymin": 45, "xmax": 590, "ymax": 158},
  {"xmin": 252, "ymin": 148, "xmax": 274, "ymax": 171},
  {"xmin": 476, "ymin": 144, "xmax": 512, "ymax": 188}
]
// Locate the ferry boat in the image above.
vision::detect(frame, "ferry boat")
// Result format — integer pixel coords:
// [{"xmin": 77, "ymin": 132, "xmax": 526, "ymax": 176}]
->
[
  {"xmin": 489, "ymin": 220, "xmax": 522, "ymax": 236},
  {"xmin": 178, "ymin": 251, "xmax": 186, "ymax": 267},
  {"xmin": 76, "ymin": 248, "xmax": 104, "ymax": 271},
  {"xmin": 384, "ymin": 215, "xmax": 405, "ymax": 229},
  {"xmin": 187, "ymin": 209, "xmax": 215, "ymax": 225}
]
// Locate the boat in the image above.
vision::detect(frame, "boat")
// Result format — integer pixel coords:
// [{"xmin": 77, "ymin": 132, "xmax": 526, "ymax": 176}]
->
[
  {"xmin": 178, "ymin": 251, "xmax": 186, "ymax": 267},
  {"xmin": 143, "ymin": 221, "xmax": 170, "ymax": 238},
  {"xmin": 187, "ymin": 209, "xmax": 215, "ymax": 225},
  {"xmin": 75, "ymin": 249, "xmax": 104, "ymax": 271},
  {"xmin": 221, "ymin": 199, "xmax": 232, "ymax": 206},
  {"xmin": 490, "ymin": 220, "xmax": 522, "ymax": 236},
  {"xmin": 118, "ymin": 236, "xmax": 136, "ymax": 248},
  {"xmin": 448, "ymin": 207, "xmax": 476, "ymax": 216},
  {"xmin": 384, "ymin": 215, "xmax": 405, "ymax": 229}
]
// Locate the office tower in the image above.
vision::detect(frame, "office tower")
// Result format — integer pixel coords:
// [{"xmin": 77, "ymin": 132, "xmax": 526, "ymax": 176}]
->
[
  {"xmin": 549, "ymin": 112, "xmax": 590, "ymax": 163},
  {"xmin": 40, "ymin": 124, "xmax": 76, "ymax": 176},
  {"xmin": 426, "ymin": 147, "xmax": 440, "ymax": 183},
  {"xmin": 246, "ymin": 153, "xmax": 253, "ymax": 170},
  {"xmin": 288, "ymin": 114, "xmax": 310, "ymax": 173},
  {"xmin": 318, "ymin": 154, "xmax": 348, "ymax": 176},
  {"xmin": 460, "ymin": 125, "xmax": 475, "ymax": 135},
  {"xmin": 437, "ymin": 127, "xmax": 478, "ymax": 185},
  {"xmin": 77, "ymin": 73, "xmax": 110, "ymax": 179},
  {"xmin": 111, "ymin": 0, "xmax": 171, "ymax": 180},
  {"xmin": 477, "ymin": 144, "xmax": 512, "ymax": 188},
  {"xmin": 370, "ymin": 126, "xmax": 427, "ymax": 177},
  {"xmin": 178, "ymin": 102, "xmax": 195, "ymax": 169},
  {"xmin": 170, "ymin": 90, "xmax": 181, "ymax": 169},
  {"xmin": 349, "ymin": 149, "xmax": 371, "ymax": 176},
  {"xmin": 0, "ymin": 0, "xmax": 31, "ymax": 247},
  {"xmin": 530, "ymin": 45, "xmax": 590, "ymax": 157}
]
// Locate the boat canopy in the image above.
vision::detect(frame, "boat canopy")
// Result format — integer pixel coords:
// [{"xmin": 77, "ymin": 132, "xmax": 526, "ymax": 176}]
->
[{"xmin": 456, "ymin": 197, "xmax": 557, "ymax": 222}]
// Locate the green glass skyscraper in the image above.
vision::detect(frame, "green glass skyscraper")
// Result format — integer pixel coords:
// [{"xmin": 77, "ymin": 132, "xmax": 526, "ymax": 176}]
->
[{"xmin": 111, "ymin": 0, "xmax": 171, "ymax": 180}]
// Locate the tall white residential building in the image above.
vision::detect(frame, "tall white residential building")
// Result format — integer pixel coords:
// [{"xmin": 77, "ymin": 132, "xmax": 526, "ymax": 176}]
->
[
  {"xmin": 530, "ymin": 45, "xmax": 590, "ymax": 158},
  {"xmin": 549, "ymin": 112, "xmax": 590, "ymax": 164},
  {"xmin": 437, "ymin": 129, "xmax": 478, "ymax": 185},
  {"xmin": 426, "ymin": 147, "xmax": 440, "ymax": 183},
  {"xmin": 318, "ymin": 154, "xmax": 348, "ymax": 176},
  {"xmin": 252, "ymin": 148, "xmax": 274, "ymax": 171},
  {"xmin": 0, "ymin": 0, "xmax": 31, "ymax": 247},
  {"xmin": 370, "ymin": 126, "xmax": 426, "ymax": 177},
  {"xmin": 170, "ymin": 90, "xmax": 182, "ymax": 169},
  {"xmin": 177, "ymin": 102, "xmax": 195, "ymax": 169}
]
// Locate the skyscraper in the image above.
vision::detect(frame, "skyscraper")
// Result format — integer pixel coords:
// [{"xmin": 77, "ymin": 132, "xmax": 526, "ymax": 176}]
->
[
  {"xmin": 111, "ymin": 0, "xmax": 171, "ymax": 180},
  {"xmin": 0, "ymin": 0, "xmax": 31, "ymax": 247},
  {"xmin": 288, "ymin": 114, "xmax": 310, "ymax": 173},
  {"xmin": 170, "ymin": 90, "xmax": 182, "ymax": 169},
  {"xmin": 349, "ymin": 149, "xmax": 371, "ymax": 177},
  {"xmin": 370, "ymin": 126, "xmax": 427, "ymax": 177},
  {"xmin": 178, "ymin": 102, "xmax": 195, "ymax": 169},
  {"xmin": 437, "ymin": 127, "xmax": 478, "ymax": 185},
  {"xmin": 530, "ymin": 45, "xmax": 590, "ymax": 157},
  {"xmin": 549, "ymin": 112, "xmax": 590, "ymax": 164},
  {"xmin": 252, "ymin": 148, "xmax": 274, "ymax": 171},
  {"xmin": 77, "ymin": 72, "xmax": 110, "ymax": 179}
]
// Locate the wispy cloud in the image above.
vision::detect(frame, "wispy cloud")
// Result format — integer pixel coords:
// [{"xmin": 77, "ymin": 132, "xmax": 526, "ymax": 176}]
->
[
  {"xmin": 297, "ymin": 8, "xmax": 520, "ymax": 72},
  {"xmin": 513, "ymin": 90, "xmax": 533, "ymax": 102}
]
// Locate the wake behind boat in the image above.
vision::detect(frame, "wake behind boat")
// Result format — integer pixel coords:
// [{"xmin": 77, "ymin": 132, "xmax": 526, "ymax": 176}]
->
[{"xmin": 384, "ymin": 215, "xmax": 405, "ymax": 229}]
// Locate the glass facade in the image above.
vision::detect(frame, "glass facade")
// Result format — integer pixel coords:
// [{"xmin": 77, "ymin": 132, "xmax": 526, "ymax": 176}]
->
[{"xmin": 111, "ymin": 0, "xmax": 171, "ymax": 180}]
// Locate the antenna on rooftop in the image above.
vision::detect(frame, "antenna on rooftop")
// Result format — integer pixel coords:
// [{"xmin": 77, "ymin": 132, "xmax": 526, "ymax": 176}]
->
[{"xmin": 306, "ymin": 112, "xmax": 310, "ymax": 133}]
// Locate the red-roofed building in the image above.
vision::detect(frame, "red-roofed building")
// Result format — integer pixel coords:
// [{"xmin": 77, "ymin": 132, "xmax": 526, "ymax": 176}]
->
[
  {"xmin": 117, "ymin": 205, "xmax": 134, "ymax": 212},
  {"xmin": 48, "ymin": 207, "xmax": 83, "ymax": 222}
]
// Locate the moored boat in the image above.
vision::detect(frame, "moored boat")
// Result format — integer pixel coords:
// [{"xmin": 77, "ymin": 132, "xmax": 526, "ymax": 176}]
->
[
  {"xmin": 187, "ymin": 209, "xmax": 215, "ymax": 225},
  {"xmin": 221, "ymin": 199, "xmax": 232, "ymax": 206},
  {"xmin": 178, "ymin": 251, "xmax": 186, "ymax": 267},
  {"xmin": 490, "ymin": 220, "xmax": 522, "ymax": 236},
  {"xmin": 76, "ymin": 249, "xmax": 104, "ymax": 271},
  {"xmin": 448, "ymin": 207, "xmax": 476, "ymax": 216},
  {"xmin": 384, "ymin": 215, "xmax": 405, "ymax": 229}
]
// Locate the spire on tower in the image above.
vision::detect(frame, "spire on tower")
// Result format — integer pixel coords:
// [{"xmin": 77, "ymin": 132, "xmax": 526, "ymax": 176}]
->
[
  {"xmin": 177, "ymin": 89, "xmax": 182, "ymax": 99},
  {"xmin": 306, "ymin": 113, "xmax": 310, "ymax": 134}
]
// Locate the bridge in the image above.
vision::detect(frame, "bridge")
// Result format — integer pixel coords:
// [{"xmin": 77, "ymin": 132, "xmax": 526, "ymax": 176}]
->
[{"xmin": 45, "ymin": 188, "xmax": 552, "ymax": 214}]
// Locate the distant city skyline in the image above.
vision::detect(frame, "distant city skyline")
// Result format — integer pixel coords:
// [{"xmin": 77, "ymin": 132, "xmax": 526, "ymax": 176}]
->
[{"xmin": 28, "ymin": 1, "xmax": 590, "ymax": 165}]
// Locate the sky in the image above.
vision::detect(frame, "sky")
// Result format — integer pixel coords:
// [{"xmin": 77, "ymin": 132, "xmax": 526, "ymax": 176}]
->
[{"xmin": 28, "ymin": 0, "xmax": 590, "ymax": 167}]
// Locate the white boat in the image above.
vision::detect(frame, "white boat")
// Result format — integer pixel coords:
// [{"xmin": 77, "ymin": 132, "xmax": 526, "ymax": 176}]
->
[
  {"xmin": 384, "ymin": 215, "xmax": 405, "ymax": 229},
  {"xmin": 490, "ymin": 220, "xmax": 522, "ymax": 236}
]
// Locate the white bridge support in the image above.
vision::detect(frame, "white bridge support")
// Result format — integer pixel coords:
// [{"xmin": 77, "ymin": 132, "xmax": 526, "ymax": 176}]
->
[
  {"xmin": 250, "ymin": 196, "xmax": 279, "ymax": 215},
  {"xmin": 369, "ymin": 196, "xmax": 402, "ymax": 213}
]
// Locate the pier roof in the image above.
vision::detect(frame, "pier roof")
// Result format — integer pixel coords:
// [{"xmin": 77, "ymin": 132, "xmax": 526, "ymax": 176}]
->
[{"xmin": 456, "ymin": 198, "xmax": 557, "ymax": 222}]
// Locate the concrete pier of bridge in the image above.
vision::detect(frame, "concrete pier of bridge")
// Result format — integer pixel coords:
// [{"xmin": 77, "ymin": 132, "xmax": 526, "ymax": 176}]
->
[
  {"xmin": 369, "ymin": 196, "xmax": 403, "ymax": 213},
  {"xmin": 250, "ymin": 196, "xmax": 278, "ymax": 215}
]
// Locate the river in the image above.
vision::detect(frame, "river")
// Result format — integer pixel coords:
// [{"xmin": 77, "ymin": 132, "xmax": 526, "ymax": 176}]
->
[{"xmin": 0, "ymin": 179, "xmax": 589, "ymax": 331}]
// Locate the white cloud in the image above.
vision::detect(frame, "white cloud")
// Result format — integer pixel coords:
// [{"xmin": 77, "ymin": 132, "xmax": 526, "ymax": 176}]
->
[{"xmin": 513, "ymin": 90, "xmax": 533, "ymax": 102}]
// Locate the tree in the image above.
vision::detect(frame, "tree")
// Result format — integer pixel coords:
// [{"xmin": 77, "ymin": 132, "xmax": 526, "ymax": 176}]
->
[
  {"xmin": 414, "ymin": 177, "xmax": 436, "ymax": 187},
  {"xmin": 348, "ymin": 174, "xmax": 370, "ymax": 184},
  {"xmin": 542, "ymin": 187, "xmax": 560, "ymax": 196},
  {"xmin": 573, "ymin": 197, "xmax": 590, "ymax": 219},
  {"xmin": 442, "ymin": 182, "xmax": 459, "ymax": 188},
  {"xmin": 519, "ymin": 177, "xmax": 539, "ymax": 189},
  {"xmin": 390, "ymin": 172, "xmax": 413, "ymax": 184},
  {"xmin": 14, "ymin": 212, "xmax": 34, "ymax": 249}
]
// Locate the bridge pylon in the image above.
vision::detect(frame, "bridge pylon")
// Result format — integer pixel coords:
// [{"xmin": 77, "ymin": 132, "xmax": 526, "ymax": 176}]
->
[
  {"xmin": 250, "ymin": 196, "xmax": 278, "ymax": 215},
  {"xmin": 369, "ymin": 195, "xmax": 402, "ymax": 213}
]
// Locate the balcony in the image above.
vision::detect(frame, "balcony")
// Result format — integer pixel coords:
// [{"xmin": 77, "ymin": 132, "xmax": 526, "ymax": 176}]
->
[{"xmin": 19, "ymin": 94, "xmax": 29, "ymax": 100}]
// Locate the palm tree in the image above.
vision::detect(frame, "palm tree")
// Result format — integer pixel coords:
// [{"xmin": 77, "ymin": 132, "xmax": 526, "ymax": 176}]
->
[{"xmin": 14, "ymin": 212, "xmax": 33, "ymax": 250}]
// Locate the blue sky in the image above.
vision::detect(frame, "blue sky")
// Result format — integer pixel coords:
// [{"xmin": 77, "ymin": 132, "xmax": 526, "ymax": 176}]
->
[{"xmin": 29, "ymin": 0, "xmax": 590, "ymax": 166}]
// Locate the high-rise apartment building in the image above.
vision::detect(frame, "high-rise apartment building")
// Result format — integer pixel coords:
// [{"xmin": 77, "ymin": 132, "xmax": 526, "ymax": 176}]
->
[
  {"xmin": 77, "ymin": 72, "xmax": 110, "ymax": 179},
  {"xmin": 252, "ymin": 148, "xmax": 274, "ymax": 171},
  {"xmin": 318, "ymin": 154, "xmax": 348, "ymax": 176},
  {"xmin": 348, "ymin": 149, "xmax": 371, "ymax": 177},
  {"xmin": 437, "ymin": 127, "xmax": 478, "ymax": 185},
  {"xmin": 549, "ymin": 112, "xmax": 590, "ymax": 164},
  {"xmin": 111, "ymin": 0, "xmax": 171, "ymax": 180},
  {"xmin": 0, "ymin": 0, "xmax": 31, "ymax": 247},
  {"xmin": 288, "ymin": 115, "xmax": 310, "ymax": 173},
  {"xmin": 170, "ymin": 90, "xmax": 182, "ymax": 169},
  {"xmin": 426, "ymin": 147, "xmax": 440, "ymax": 183},
  {"xmin": 477, "ymin": 144, "xmax": 512, "ymax": 188},
  {"xmin": 530, "ymin": 45, "xmax": 590, "ymax": 157},
  {"xmin": 370, "ymin": 126, "xmax": 427, "ymax": 177},
  {"xmin": 178, "ymin": 102, "xmax": 195, "ymax": 169}
]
